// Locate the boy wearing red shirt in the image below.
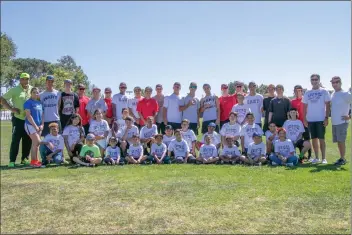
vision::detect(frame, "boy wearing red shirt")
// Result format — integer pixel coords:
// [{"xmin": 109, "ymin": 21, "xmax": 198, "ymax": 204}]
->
[
  {"xmin": 219, "ymin": 84, "xmax": 236, "ymax": 129},
  {"xmin": 104, "ymin": 87, "xmax": 114, "ymax": 126},
  {"xmin": 77, "ymin": 84, "xmax": 90, "ymax": 136},
  {"xmin": 137, "ymin": 86, "xmax": 159, "ymax": 127}
]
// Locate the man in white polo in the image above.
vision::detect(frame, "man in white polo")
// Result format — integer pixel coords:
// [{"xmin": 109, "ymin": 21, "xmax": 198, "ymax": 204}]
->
[
  {"xmin": 330, "ymin": 76, "xmax": 352, "ymax": 166},
  {"xmin": 163, "ymin": 82, "xmax": 182, "ymax": 130},
  {"xmin": 303, "ymin": 74, "xmax": 331, "ymax": 164}
]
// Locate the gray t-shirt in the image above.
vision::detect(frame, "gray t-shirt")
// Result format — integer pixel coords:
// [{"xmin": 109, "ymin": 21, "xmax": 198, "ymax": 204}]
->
[
  {"xmin": 86, "ymin": 98, "xmax": 107, "ymax": 117},
  {"xmin": 201, "ymin": 95, "xmax": 217, "ymax": 122},
  {"xmin": 180, "ymin": 94, "xmax": 200, "ymax": 123},
  {"xmin": 153, "ymin": 95, "xmax": 164, "ymax": 123},
  {"xmin": 40, "ymin": 90, "xmax": 61, "ymax": 122}
]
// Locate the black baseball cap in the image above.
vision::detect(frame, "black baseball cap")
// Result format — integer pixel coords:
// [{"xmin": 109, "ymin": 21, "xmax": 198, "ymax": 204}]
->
[
  {"xmin": 165, "ymin": 125, "xmax": 173, "ymax": 130},
  {"xmin": 294, "ymin": 85, "xmax": 303, "ymax": 90}
]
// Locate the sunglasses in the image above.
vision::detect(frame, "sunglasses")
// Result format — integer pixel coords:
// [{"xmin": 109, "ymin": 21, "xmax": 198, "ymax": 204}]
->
[
  {"xmin": 79, "ymin": 88, "xmax": 85, "ymax": 90},
  {"xmin": 331, "ymin": 81, "xmax": 340, "ymax": 84},
  {"xmin": 189, "ymin": 86, "xmax": 197, "ymax": 89},
  {"xmin": 120, "ymin": 87, "xmax": 127, "ymax": 89},
  {"xmin": 134, "ymin": 89, "xmax": 141, "ymax": 92},
  {"xmin": 311, "ymin": 79, "xmax": 319, "ymax": 81},
  {"xmin": 236, "ymin": 85, "xmax": 242, "ymax": 88},
  {"xmin": 105, "ymin": 91, "xmax": 111, "ymax": 94}
]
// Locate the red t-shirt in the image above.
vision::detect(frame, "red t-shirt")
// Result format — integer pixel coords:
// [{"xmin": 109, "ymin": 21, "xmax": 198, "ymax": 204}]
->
[
  {"xmin": 104, "ymin": 98, "xmax": 113, "ymax": 118},
  {"xmin": 78, "ymin": 96, "xmax": 90, "ymax": 125},
  {"xmin": 291, "ymin": 97, "xmax": 304, "ymax": 122},
  {"xmin": 219, "ymin": 95, "xmax": 237, "ymax": 121},
  {"xmin": 136, "ymin": 98, "xmax": 159, "ymax": 126}
]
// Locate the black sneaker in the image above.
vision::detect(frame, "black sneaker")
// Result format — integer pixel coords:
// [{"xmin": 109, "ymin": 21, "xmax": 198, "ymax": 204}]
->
[
  {"xmin": 334, "ymin": 158, "xmax": 346, "ymax": 166},
  {"xmin": 88, "ymin": 163, "xmax": 95, "ymax": 167}
]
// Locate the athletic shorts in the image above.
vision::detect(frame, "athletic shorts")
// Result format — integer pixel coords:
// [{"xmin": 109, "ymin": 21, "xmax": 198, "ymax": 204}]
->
[
  {"xmin": 302, "ymin": 127, "xmax": 311, "ymax": 140},
  {"xmin": 220, "ymin": 119, "xmax": 229, "ymax": 129},
  {"xmin": 308, "ymin": 122, "xmax": 325, "ymax": 139},
  {"xmin": 24, "ymin": 123, "xmax": 37, "ymax": 135},
  {"xmin": 294, "ymin": 139, "xmax": 305, "ymax": 151},
  {"xmin": 189, "ymin": 123, "xmax": 199, "ymax": 135},
  {"xmin": 332, "ymin": 123, "xmax": 349, "ymax": 143}
]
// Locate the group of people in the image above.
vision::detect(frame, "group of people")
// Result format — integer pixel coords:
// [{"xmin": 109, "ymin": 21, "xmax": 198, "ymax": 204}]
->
[{"xmin": 0, "ymin": 73, "xmax": 351, "ymax": 168}]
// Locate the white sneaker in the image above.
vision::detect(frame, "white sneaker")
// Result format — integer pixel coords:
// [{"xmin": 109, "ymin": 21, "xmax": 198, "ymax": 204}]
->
[
  {"xmin": 286, "ymin": 163, "xmax": 294, "ymax": 167},
  {"xmin": 311, "ymin": 158, "xmax": 321, "ymax": 164},
  {"xmin": 321, "ymin": 159, "xmax": 328, "ymax": 164},
  {"xmin": 308, "ymin": 158, "xmax": 314, "ymax": 162}
]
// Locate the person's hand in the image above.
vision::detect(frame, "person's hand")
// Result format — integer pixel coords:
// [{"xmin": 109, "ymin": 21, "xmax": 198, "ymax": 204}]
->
[
  {"xmin": 215, "ymin": 118, "xmax": 220, "ymax": 125},
  {"xmin": 156, "ymin": 159, "xmax": 161, "ymax": 164},
  {"xmin": 46, "ymin": 154, "xmax": 53, "ymax": 162},
  {"xmin": 35, "ymin": 126, "xmax": 40, "ymax": 132},
  {"xmin": 39, "ymin": 125, "xmax": 44, "ymax": 131},
  {"xmin": 323, "ymin": 118, "xmax": 329, "ymax": 127},
  {"xmin": 303, "ymin": 119, "xmax": 308, "ymax": 128},
  {"xmin": 47, "ymin": 142, "xmax": 54, "ymax": 150},
  {"xmin": 163, "ymin": 119, "xmax": 168, "ymax": 126},
  {"xmin": 11, "ymin": 108, "xmax": 20, "ymax": 114},
  {"xmin": 342, "ymin": 115, "xmax": 351, "ymax": 121}
]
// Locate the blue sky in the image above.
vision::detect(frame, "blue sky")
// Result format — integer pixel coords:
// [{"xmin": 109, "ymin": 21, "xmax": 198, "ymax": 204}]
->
[{"xmin": 1, "ymin": 1, "xmax": 351, "ymax": 97}]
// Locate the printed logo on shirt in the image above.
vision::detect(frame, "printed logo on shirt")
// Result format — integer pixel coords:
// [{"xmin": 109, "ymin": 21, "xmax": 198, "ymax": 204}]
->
[
  {"xmin": 247, "ymin": 99, "xmax": 260, "ymax": 105},
  {"xmin": 250, "ymin": 148, "xmax": 262, "ymax": 156},
  {"xmin": 245, "ymin": 127, "xmax": 258, "ymax": 137},
  {"xmin": 85, "ymin": 150, "xmax": 95, "ymax": 158},
  {"xmin": 119, "ymin": 97, "xmax": 128, "ymax": 102},
  {"xmin": 62, "ymin": 95, "xmax": 75, "ymax": 115},
  {"xmin": 202, "ymin": 147, "xmax": 215, "ymax": 157},
  {"xmin": 43, "ymin": 95, "xmax": 58, "ymax": 108},
  {"xmin": 286, "ymin": 125, "xmax": 300, "ymax": 138},
  {"xmin": 307, "ymin": 91, "xmax": 323, "ymax": 103},
  {"xmin": 278, "ymin": 145, "xmax": 290, "ymax": 154}
]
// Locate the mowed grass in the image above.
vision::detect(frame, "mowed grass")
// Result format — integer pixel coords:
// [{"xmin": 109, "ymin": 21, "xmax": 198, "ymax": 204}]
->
[{"xmin": 0, "ymin": 120, "xmax": 351, "ymax": 234}]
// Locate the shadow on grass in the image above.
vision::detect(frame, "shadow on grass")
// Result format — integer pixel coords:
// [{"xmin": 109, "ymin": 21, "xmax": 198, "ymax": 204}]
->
[{"xmin": 284, "ymin": 162, "xmax": 348, "ymax": 173}]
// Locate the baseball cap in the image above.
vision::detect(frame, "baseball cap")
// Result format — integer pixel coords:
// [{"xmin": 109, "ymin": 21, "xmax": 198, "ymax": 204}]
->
[
  {"xmin": 119, "ymin": 82, "xmax": 127, "ymax": 88},
  {"xmin": 330, "ymin": 76, "xmax": 341, "ymax": 82},
  {"xmin": 46, "ymin": 75, "xmax": 55, "ymax": 81},
  {"xmin": 294, "ymin": 85, "xmax": 303, "ymax": 90},
  {"xmin": 105, "ymin": 87, "xmax": 112, "ymax": 93},
  {"xmin": 221, "ymin": 84, "xmax": 228, "ymax": 89},
  {"xmin": 86, "ymin": 133, "xmax": 95, "ymax": 141},
  {"xmin": 252, "ymin": 132, "xmax": 261, "ymax": 138},
  {"xmin": 165, "ymin": 125, "xmax": 173, "ymax": 130},
  {"xmin": 20, "ymin": 73, "xmax": 30, "ymax": 79},
  {"xmin": 109, "ymin": 136, "xmax": 117, "ymax": 142},
  {"xmin": 156, "ymin": 84, "xmax": 163, "ymax": 89},
  {"xmin": 174, "ymin": 82, "xmax": 181, "ymax": 87},
  {"xmin": 208, "ymin": 122, "xmax": 216, "ymax": 127},
  {"xmin": 268, "ymin": 84, "xmax": 275, "ymax": 88},
  {"xmin": 64, "ymin": 79, "xmax": 72, "ymax": 84},
  {"xmin": 145, "ymin": 86, "xmax": 153, "ymax": 92},
  {"xmin": 235, "ymin": 81, "xmax": 244, "ymax": 87},
  {"xmin": 92, "ymin": 87, "xmax": 101, "ymax": 92},
  {"xmin": 203, "ymin": 83, "xmax": 211, "ymax": 88}
]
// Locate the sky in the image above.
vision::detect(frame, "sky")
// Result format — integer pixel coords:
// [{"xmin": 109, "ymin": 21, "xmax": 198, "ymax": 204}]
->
[{"xmin": 1, "ymin": 1, "xmax": 351, "ymax": 98}]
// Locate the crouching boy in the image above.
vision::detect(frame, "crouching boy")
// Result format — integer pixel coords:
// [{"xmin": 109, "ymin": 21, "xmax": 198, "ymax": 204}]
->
[
  {"xmin": 148, "ymin": 134, "xmax": 171, "ymax": 164},
  {"xmin": 239, "ymin": 132, "xmax": 267, "ymax": 166},
  {"xmin": 73, "ymin": 133, "xmax": 101, "ymax": 167},
  {"xmin": 196, "ymin": 135, "xmax": 219, "ymax": 164},
  {"xmin": 168, "ymin": 129, "xmax": 196, "ymax": 163},
  {"xmin": 219, "ymin": 136, "xmax": 242, "ymax": 164}
]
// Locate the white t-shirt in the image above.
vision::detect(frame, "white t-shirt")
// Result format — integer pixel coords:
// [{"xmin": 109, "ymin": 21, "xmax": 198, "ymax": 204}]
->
[
  {"xmin": 283, "ymin": 120, "xmax": 305, "ymax": 143},
  {"xmin": 164, "ymin": 93, "xmax": 182, "ymax": 123},
  {"xmin": 302, "ymin": 88, "xmax": 331, "ymax": 122},
  {"xmin": 43, "ymin": 134, "xmax": 65, "ymax": 152},
  {"xmin": 151, "ymin": 143, "xmax": 167, "ymax": 157},
  {"xmin": 128, "ymin": 97, "xmax": 142, "ymax": 119},
  {"xmin": 265, "ymin": 130, "xmax": 278, "ymax": 142},
  {"xmin": 199, "ymin": 144, "xmax": 218, "ymax": 159},
  {"xmin": 181, "ymin": 129, "xmax": 197, "ymax": 151},
  {"xmin": 140, "ymin": 125, "xmax": 158, "ymax": 139},
  {"xmin": 201, "ymin": 132, "xmax": 221, "ymax": 146},
  {"xmin": 163, "ymin": 135, "xmax": 175, "ymax": 147},
  {"xmin": 331, "ymin": 90, "xmax": 352, "ymax": 125},
  {"xmin": 121, "ymin": 125, "xmax": 139, "ymax": 145},
  {"xmin": 85, "ymin": 98, "xmax": 107, "ymax": 117},
  {"xmin": 220, "ymin": 122, "xmax": 241, "ymax": 137},
  {"xmin": 106, "ymin": 129, "xmax": 123, "ymax": 143},
  {"xmin": 105, "ymin": 146, "xmax": 120, "ymax": 160},
  {"xmin": 89, "ymin": 119, "xmax": 110, "ymax": 136},
  {"xmin": 127, "ymin": 144, "xmax": 143, "ymax": 159},
  {"xmin": 240, "ymin": 123, "xmax": 264, "ymax": 148},
  {"xmin": 274, "ymin": 139, "xmax": 295, "ymax": 157},
  {"xmin": 168, "ymin": 139, "xmax": 190, "ymax": 158},
  {"xmin": 231, "ymin": 103, "xmax": 252, "ymax": 125},
  {"xmin": 247, "ymin": 142, "xmax": 266, "ymax": 159},
  {"xmin": 244, "ymin": 94, "xmax": 263, "ymax": 124},
  {"xmin": 116, "ymin": 118, "xmax": 126, "ymax": 131},
  {"xmin": 221, "ymin": 145, "xmax": 241, "ymax": 157},
  {"xmin": 62, "ymin": 125, "xmax": 84, "ymax": 147},
  {"xmin": 112, "ymin": 93, "xmax": 129, "ymax": 119}
]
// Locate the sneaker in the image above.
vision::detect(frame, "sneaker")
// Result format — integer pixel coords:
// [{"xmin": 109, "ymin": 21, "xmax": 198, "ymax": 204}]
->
[
  {"xmin": 321, "ymin": 159, "xmax": 328, "ymax": 164},
  {"xmin": 334, "ymin": 158, "xmax": 346, "ymax": 166},
  {"xmin": 311, "ymin": 158, "xmax": 321, "ymax": 164},
  {"xmin": 271, "ymin": 162, "xmax": 278, "ymax": 166},
  {"xmin": 21, "ymin": 159, "xmax": 30, "ymax": 165},
  {"xmin": 40, "ymin": 165, "xmax": 47, "ymax": 168},
  {"xmin": 286, "ymin": 163, "xmax": 294, "ymax": 167},
  {"xmin": 88, "ymin": 163, "xmax": 95, "ymax": 167},
  {"xmin": 308, "ymin": 158, "xmax": 314, "ymax": 163},
  {"xmin": 8, "ymin": 162, "xmax": 15, "ymax": 168},
  {"xmin": 219, "ymin": 160, "xmax": 224, "ymax": 165},
  {"xmin": 30, "ymin": 161, "xmax": 42, "ymax": 168}
]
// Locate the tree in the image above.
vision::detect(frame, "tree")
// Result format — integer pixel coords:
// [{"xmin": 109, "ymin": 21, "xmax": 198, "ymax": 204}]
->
[
  {"xmin": 12, "ymin": 58, "xmax": 54, "ymax": 79},
  {"xmin": 0, "ymin": 32, "xmax": 18, "ymax": 87},
  {"xmin": 228, "ymin": 81, "xmax": 248, "ymax": 95}
]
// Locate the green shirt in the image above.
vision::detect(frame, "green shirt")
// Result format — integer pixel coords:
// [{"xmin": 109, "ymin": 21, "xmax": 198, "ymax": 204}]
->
[
  {"xmin": 79, "ymin": 144, "xmax": 101, "ymax": 158},
  {"xmin": 2, "ymin": 84, "xmax": 32, "ymax": 120}
]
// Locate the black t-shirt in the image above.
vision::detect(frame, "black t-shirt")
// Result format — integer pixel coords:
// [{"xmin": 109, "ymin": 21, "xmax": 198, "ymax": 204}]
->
[
  {"xmin": 263, "ymin": 96, "xmax": 274, "ymax": 123},
  {"xmin": 269, "ymin": 97, "xmax": 291, "ymax": 127},
  {"xmin": 59, "ymin": 92, "xmax": 80, "ymax": 117}
]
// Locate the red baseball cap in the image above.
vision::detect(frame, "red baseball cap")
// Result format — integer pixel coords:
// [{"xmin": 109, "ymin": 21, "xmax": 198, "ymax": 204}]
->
[{"xmin": 221, "ymin": 84, "xmax": 228, "ymax": 89}]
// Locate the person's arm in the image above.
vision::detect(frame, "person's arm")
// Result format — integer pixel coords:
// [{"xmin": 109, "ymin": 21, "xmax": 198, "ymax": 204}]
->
[
  {"xmin": 324, "ymin": 101, "xmax": 331, "ymax": 127},
  {"xmin": 0, "ymin": 96, "xmax": 20, "ymax": 114},
  {"xmin": 137, "ymin": 111, "xmax": 145, "ymax": 125},
  {"xmin": 63, "ymin": 135, "xmax": 73, "ymax": 155},
  {"xmin": 137, "ymin": 147, "xmax": 144, "ymax": 161},
  {"xmin": 215, "ymin": 96, "xmax": 220, "ymax": 124},
  {"xmin": 240, "ymin": 136, "xmax": 245, "ymax": 152},
  {"xmin": 112, "ymin": 102, "xmax": 117, "ymax": 119},
  {"xmin": 159, "ymin": 146, "xmax": 167, "ymax": 161},
  {"xmin": 163, "ymin": 107, "xmax": 168, "ymax": 125},
  {"xmin": 179, "ymin": 98, "xmax": 191, "ymax": 111},
  {"xmin": 199, "ymin": 98, "xmax": 206, "ymax": 113}
]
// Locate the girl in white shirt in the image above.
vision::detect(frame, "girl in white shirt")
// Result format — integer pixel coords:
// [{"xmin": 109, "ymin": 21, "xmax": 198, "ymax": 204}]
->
[
  {"xmin": 63, "ymin": 114, "xmax": 85, "ymax": 164},
  {"xmin": 89, "ymin": 109, "xmax": 110, "ymax": 157}
]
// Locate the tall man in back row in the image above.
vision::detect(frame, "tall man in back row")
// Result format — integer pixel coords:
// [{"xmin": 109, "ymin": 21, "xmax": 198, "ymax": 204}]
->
[
  {"xmin": 179, "ymin": 82, "xmax": 200, "ymax": 135},
  {"xmin": 244, "ymin": 81, "xmax": 263, "ymax": 128},
  {"xmin": 0, "ymin": 73, "xmax": 32, "ymax": 167},
  {"xmin": 200, "ymin": 83, "xmax": 220, "ymax": 134}
]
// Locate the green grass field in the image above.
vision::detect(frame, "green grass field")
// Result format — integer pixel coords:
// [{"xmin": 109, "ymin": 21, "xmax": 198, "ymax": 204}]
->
[{"xmin": 1, "ymin": 120, "xmax": 351, "ymax": 234}]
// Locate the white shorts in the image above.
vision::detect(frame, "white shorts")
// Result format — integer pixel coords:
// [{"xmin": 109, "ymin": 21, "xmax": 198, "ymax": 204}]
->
[
  {"xmin": 24, "ymin": 123, "xmax": 37, "ymax": 135},
  {"xmin": 96, "ymin": 139, "xmax": 107, "ymax": 149}
]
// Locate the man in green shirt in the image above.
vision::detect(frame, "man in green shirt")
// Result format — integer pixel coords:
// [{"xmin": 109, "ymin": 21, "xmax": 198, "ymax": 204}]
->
[{"xmin": 0, "ymin": 73, "xmax": 33, "ymax": 167}]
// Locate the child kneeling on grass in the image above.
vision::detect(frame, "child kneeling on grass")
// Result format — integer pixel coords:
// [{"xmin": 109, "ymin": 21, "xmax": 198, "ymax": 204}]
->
[
  {"xmin": 39, "ymin": 122, "xmax": 66, "ymax": 168},
  {"xmin": 168, "ymin": 129, "xmax": 196, "ymax": 164},
  {"xmin": 63, "ymin": 114, "xmax": 85, "ymax": 164},
  {"xmin": 73, "ymin": 133, "xmax": 101, "ymax": 167},
  {"xmin": 125, "ymin": 135, "xmax": 148, "ymax": 164},
  {"xmin": 148, "ymin": 134, "xmax": 171, "ymax": 164},
  {"xmin": 196, "ymin": 135, "xmax": 219, "ymax": 164},
  {"xmin": 269, "ymin": 128, "xmax": 299, "ymax": 167},
  {"xmin": 239, "ymin": 132, "xmax": 267, "ymax": 166},
  {"xmin": 219, "ymin": 136, "xmax": 242, "ymax": 164},
  {"xmin": 104, "ymin": 137, "xmax": 124, "ymax": 165}
]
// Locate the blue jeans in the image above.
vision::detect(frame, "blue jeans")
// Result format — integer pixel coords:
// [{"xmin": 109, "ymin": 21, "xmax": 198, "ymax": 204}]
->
[
  {"xmin": 269, "ymin": 154, "xmax": 298, "ymax": 166},
  {"xmin": 40, "ymin": 145, "xmax": 64, "ymax": 165}
]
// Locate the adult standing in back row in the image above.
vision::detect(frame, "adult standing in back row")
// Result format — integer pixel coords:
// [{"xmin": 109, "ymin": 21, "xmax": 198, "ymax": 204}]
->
[
  {"xmin": 268, "ymin": 84, "xmax": 291, "ymax": 127},
  {"xmin": 104, "ymin": 87, "xmax": 114, "ymax": 126},
  {"xmin": 112, "ymin": 82, "xmax": 128, "ymax": 120},
  {"xmin": 200, "ymin": 83, "xmax": 220, "ymax": 134},
  {"xmin": 0, "ymin": 73, "xmax": 32, "ymax": 167},
  {"xmin": 77, "ymin": 83, "xmax": 90, "ymax": 136},
  {"xmin": 262, "ymin": 84, "xmax": 275, "ymax": 132},
  {"xmin": 40, "ymin": 75, "xmax": 61, "ymax": 136},
  {"xmin": 163, "ymin": 82, "xmax": 182, "ymax": 130},
  {"xmin": 244, "ymin": 81, "xmax": 263, "ymax": 127},
  {"xmin": 153, "ymin": 84, "xmax": 165, "ymax": 134},
  {"xmin": 179, "ymin": 82, "xmax": 200, "ymax": 135},
  {"xmin": 330, "ymin": 76, "xmax": 352, "ymax": 166},
  {"xmin": 59, "ymin": 79, "xmax": 79, "ymax": 130},
  {"xmin": 303, "ymin": 74, "xmax": 331, "ymax": 164}
]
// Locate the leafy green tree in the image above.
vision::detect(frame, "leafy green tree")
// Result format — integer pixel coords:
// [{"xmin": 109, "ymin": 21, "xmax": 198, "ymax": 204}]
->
[
  {"xmin": 0, "ymin": 32, "xmax": 18, "ymax": 87},
  {"xmin": 13, "ymin": 58, "xmax": 54, "ymax": 79}
]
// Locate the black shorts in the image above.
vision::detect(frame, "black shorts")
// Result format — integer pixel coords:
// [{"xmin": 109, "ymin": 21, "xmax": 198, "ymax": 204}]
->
[
  {"xmin": 83, "ymin": 124, "xmax": 90, "ymax": 137},
  {"xmin": 294, "ymin": 139, "xmax": 305, "ymax": 151},
  {"xmin": 42, "ymin": 121, "xmax": 62, "ymax": 136},
  {"xmin": 220, "ymin": 119, "xmax": 229, "ymax": 129},
  {"xmin": 156, "ymin": 122, "xmax": 165, "ymax": 134},
  {"xmin": 308, "ymin": 122, "xmax": 325, "ymax": 139},
  {"xmin": 189, "ymin": 123, "xmax": 199, "ymax": 135},
  {"xmin": 302, "ymin": 127, "xmax": 310, "ymax": 140},
  {"xmin": 202, "ymin": 120, "xmax": 219, "ymax": 134},
  {"xmin": 168, "ymin": 122, "xmax": 181, "ymax": 131}
]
